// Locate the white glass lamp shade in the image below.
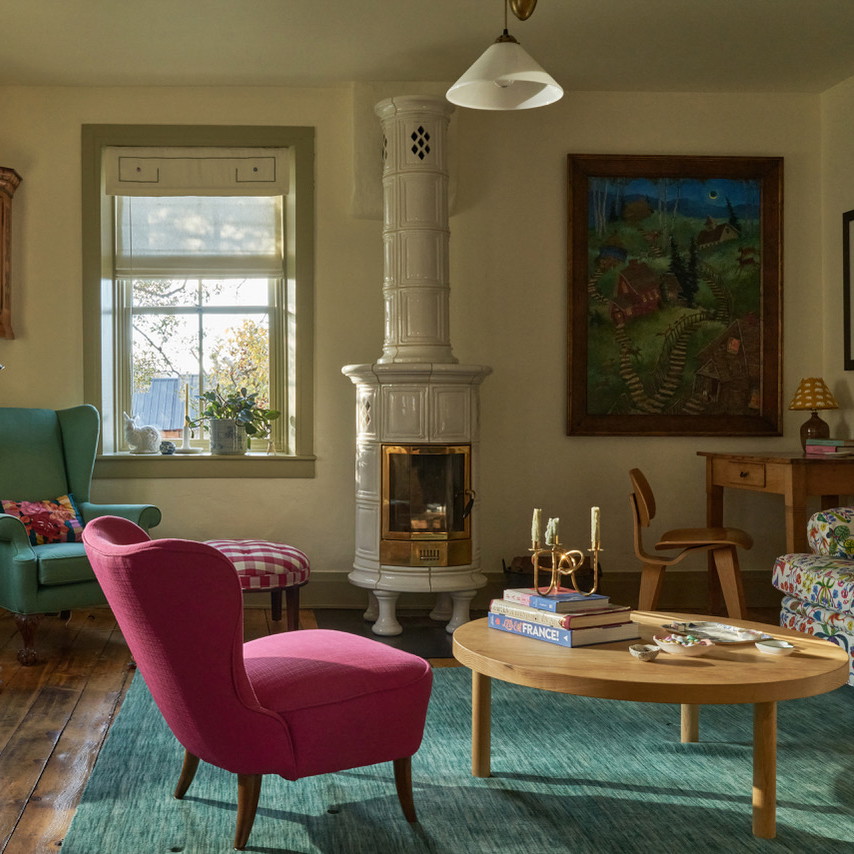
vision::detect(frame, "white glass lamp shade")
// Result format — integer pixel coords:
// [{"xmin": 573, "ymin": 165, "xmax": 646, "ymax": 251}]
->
[{"xmin": 446, "ymin": 39, "xmax": 563, "ymax": 110}]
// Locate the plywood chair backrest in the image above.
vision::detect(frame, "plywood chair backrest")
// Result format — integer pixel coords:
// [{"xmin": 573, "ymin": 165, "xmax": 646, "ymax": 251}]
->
[{"xmin": 629, "ymin": 468, "xmax": 655, "ymax": 528}]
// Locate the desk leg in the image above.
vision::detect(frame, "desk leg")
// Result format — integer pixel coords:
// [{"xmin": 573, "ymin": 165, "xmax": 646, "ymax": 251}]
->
[
  {"xmin": 753, "ymin": 701, "xmax": 777, "ymax": 838},
  {"xmin": 472, "ymin": 671, "xmax": 491, "ymax": 778},
  {"xmin": 680, "ymin": 704, "xmax": 699, "ymax": 742}
]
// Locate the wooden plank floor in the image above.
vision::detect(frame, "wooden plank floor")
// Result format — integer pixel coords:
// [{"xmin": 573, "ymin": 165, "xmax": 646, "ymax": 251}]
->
[
  {"xmin": 0, "ymin": 605, "xmax": 778, "ymax": 853},
  {"xmin": 0, "ymin": 606, "xmax": 459, "ymax": 852}
]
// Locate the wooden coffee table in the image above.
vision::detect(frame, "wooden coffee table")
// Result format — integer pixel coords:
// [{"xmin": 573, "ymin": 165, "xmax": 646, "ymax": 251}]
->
[{"xmin": 452, "ymin": 611, "xmax": 849, "ymax": 838}]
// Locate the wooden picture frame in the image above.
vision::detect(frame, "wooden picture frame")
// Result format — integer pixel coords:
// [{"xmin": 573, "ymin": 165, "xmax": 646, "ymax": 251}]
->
[
  {"xmin": 567, "ymin": 154, "xmax": 782, "ymax": 436},
  {"xmin": 844, "ymin": 209, "xmax": 854, "ymax": 370},
  {"xmin": 0, "ymin": 167, "xmax": 22, "ymax": 340}
]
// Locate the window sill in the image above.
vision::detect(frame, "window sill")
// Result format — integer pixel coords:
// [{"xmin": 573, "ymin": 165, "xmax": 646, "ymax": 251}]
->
[{"xmin": 94, "ymin": 453, "xmax": 316, "ymax": 479}]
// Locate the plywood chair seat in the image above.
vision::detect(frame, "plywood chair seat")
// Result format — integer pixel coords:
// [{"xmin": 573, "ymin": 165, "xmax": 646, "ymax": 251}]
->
[
  {"xmin": 655, "ymin": 526, "xmax": 753, "ymax": 550},
  {"xmin": 629, "ymin": 468, "xmax": 751, "ymax": 618}
]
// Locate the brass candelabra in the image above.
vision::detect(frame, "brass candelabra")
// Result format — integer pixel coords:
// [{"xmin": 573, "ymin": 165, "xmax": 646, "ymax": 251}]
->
[{"xmin": 529, "ymin": 538, "xmax": 601, "ymax": 596}]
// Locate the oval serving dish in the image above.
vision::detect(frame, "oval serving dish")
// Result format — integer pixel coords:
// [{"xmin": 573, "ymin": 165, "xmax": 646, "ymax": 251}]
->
[
  {"xmin": 653, "ymin": 634, "xmax": 715, "ymax": 657},
  {"xmin": 755, "ymin": 639, "xmax": 795, "ymax": 656}
]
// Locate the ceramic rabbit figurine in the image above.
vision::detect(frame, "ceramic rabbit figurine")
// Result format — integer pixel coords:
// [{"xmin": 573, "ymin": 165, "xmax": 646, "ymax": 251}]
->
[{"xmin": 123, "ymin": 412, "xmax": 161, "ymax": 454}]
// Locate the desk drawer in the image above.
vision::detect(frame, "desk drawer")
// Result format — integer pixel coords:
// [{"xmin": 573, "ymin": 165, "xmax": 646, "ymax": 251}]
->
[{"xmin": 716, "ymin": 460, "xmax": 766, "ymax": 488}]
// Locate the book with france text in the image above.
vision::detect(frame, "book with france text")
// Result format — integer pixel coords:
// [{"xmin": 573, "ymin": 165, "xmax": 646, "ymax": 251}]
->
[
  {"xmin": 487, "ymin": 612, "xmax": 640, "ymax": 647},
  {"xmin": 503, "ymin": 587, "xmax": 610, "ymax": 612}
]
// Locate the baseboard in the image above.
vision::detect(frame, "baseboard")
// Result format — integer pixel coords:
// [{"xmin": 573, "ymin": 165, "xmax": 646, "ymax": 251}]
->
[{"xmin": 245, "ymin": 568, "xmax": 783, "ymax": 613}]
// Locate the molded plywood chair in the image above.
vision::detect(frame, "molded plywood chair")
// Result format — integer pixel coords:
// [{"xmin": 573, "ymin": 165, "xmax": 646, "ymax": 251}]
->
[
  {"xmin": 629, "ymin": 468, "xmax": 751, "ymax": 618},
  {"xmin": 0, "ymin": 405, "xmax": 161, "ymax": 663},
  {"xmin": 82, "ymin": 516, "xmax": 433, "ymax": 851}
]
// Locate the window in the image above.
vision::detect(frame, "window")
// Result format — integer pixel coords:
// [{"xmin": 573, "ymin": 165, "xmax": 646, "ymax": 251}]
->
[{"xmin": 82, "ymin": 127, "xmax": 315, "ymax": 477}]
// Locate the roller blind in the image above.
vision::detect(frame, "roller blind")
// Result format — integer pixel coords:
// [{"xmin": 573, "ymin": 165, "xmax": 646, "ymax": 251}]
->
[{"xmin": 115, "ymin": 195, "xmax": 284, "ymax": 277}]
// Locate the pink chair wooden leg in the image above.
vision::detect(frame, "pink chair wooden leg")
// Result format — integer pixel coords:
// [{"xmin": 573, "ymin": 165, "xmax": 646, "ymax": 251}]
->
[
  {"xmin": 174, "ymin": 750, "xmax": 200, "ymax": 799},
  {"xmin": 393, "ymin": 756, "xmax": 416, "ymax": 822},
  {"xmin": 234, "ymin": 773, "xmax": 263, "ymax": 850}
]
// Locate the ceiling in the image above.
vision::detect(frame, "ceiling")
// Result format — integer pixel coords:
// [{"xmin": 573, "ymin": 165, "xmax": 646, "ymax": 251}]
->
[{"xmin": 4, "ymin": 0, "xmax": 854, "ymax": 94}]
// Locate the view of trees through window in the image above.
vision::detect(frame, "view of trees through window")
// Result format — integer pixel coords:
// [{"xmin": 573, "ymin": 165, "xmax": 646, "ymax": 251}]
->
[{"xmin": 128, "ymin": 277, "xmax": 273, "ymax": 437}]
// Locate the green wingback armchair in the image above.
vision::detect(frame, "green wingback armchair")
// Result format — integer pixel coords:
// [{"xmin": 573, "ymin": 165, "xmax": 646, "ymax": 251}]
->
[{"xmin": 0, "ymin": 405, "xmax": 161, "ymax": 664}]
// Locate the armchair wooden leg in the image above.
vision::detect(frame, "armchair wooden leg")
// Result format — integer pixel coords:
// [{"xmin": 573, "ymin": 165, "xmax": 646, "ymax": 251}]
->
[
  {"xmin": 234, "ymin": 773, "xmax": 262, "ymax": 850},
  {"xmin": 393, "ymin": 756, "xmax": 417, "ymax": 823},
  {"xmin": 173, "ymin": 750, "xmax": 200, "ymax": 799},
  {"xmin": 14, "ymin": 613, "xmax": 42, "ymax": 666},
  {"xmin": 712, "ymin": 546, "xmax": 747, "ymax": 620},
  {"xmin": 637, "ymin": 563, "xmax": 666, "ymax": 611}
]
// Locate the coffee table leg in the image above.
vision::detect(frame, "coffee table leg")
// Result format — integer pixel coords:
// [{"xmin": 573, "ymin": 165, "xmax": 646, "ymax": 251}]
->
[
  {"xmin": 680, "ymin": 704, "xmax": 699, "ymax": 742},
  {"xmin": 472, "ymin": 671, "xmax": 491, "ymax": 778},
  {"xmin": 753, "ymin": 701, "xmax": 777, "ymax": 838}
]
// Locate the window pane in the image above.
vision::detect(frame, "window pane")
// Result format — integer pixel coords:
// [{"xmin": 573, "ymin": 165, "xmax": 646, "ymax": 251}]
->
[
  {"xmin": 131, "ymin": 278, "xmax": 198, "ymax": 308},
  {"xmin": 131, "ymin": 277, "xmax": 270, "ymax": 309},
  {"xmin": 130, "ymin": 310, "xmax": 271, "ymax": 436},
  {"xmin": 202, "ymin": 313, "xmax": 271, "ymax": 405},
  {"xmin": 201, "ymin": 278, "xmax": 269, "ymax": 307}
]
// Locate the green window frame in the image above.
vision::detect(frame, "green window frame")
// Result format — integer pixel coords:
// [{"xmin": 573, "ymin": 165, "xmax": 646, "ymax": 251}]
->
[{"xmin": 82, "ymin": 125, "xmax": 315, "ymax": 478}]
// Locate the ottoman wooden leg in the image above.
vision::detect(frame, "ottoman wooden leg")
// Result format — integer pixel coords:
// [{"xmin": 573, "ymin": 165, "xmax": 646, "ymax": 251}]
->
[
  {"xmin": 270, "ymin": 588, "xmax": 283, "ymax": 623},
  {"xmin": 285, "ymin": 587, "xmax": 300, "ymax": 631}
]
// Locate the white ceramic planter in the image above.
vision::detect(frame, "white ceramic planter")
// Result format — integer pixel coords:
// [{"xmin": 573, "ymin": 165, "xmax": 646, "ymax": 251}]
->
[{"xmin": 209, "ymin": 419, "xmax": 246, "ymax": 455}]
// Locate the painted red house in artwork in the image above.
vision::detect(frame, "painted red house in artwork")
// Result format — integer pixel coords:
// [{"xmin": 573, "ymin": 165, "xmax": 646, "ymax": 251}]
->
[{"xmin": 609, "ymin": 259, "xmax": 678, "ymax": 325}]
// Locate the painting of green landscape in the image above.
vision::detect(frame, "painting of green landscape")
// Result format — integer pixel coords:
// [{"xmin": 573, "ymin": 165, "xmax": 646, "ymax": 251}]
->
[{"xmin": 586, "ymin": 175, "xmax": 763, "ymax": 419}]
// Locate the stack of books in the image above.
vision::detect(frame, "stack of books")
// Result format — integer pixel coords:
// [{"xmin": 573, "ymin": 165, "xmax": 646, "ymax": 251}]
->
[
  {"xmin": 804, "ymin": 439, "xmax": 854, "ymax": 457},
  {"xmin": 488, "ymin": 587, "xmax": 640, "ymax": 648}
]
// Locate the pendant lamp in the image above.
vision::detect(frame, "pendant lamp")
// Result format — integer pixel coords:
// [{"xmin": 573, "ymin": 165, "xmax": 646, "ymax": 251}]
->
[{"xmin": 446, "ymin": 0, "xmax": 563, "ymax": 111}]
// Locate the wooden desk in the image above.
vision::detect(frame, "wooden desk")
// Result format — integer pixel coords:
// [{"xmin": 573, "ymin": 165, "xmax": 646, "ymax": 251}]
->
[{"xmin": 698, "ymin": 451, "xmax": 854, "ymax": 554}]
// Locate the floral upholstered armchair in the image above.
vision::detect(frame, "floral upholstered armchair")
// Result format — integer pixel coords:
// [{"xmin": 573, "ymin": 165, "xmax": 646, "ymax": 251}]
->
[{"xmin": 772, "ymin": 507, "xmax": 854, "ymax": 685}]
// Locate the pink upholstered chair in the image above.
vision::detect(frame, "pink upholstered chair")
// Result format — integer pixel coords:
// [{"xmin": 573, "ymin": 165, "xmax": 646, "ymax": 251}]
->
[{"xmin": 82, "ymin": 516, "xmax": 433, "ymax": 850}]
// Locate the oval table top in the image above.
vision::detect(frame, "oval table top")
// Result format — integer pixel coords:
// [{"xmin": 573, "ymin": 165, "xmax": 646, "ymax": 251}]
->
[{"xmin": 451, "ymin": 611, "xmax": 850, "ymax": 705}]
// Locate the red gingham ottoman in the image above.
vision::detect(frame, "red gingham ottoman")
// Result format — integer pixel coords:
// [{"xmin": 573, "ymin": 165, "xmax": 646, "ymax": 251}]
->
[{"xmin": 205, "ymin": 539, "xmax": 310, "ymax": 631}]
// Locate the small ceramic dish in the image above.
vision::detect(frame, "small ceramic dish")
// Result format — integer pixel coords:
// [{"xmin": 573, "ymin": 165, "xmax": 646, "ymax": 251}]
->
[
  {"xmin": 755, "ymin": 639, "xmax": 796, "ymax": 656},
  {"xmin": 653, "ymin": 634, "xmax": 715, "ymax": 657},
  {"xmin": 629, "ymin": 643, "xmax": 661, "ymax": 662}
]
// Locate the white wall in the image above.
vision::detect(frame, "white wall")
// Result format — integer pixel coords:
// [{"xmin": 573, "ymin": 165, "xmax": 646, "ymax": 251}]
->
[
  {"xmin": 0, "ymin": 83, "xmax": 829, "ymax": 603},
  {"xmin": 821, "ymin": 76, "xmax": 854, "ymax": 428}
]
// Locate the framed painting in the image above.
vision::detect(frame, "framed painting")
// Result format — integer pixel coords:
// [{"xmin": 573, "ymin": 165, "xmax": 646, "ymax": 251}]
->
[
  {"xmin": 567, "ymin": 154, "xmax": 782, "ymax": 436},
  {"xmin": 844, "ymin": 209, "xmax": 854, "ymax": 370}
]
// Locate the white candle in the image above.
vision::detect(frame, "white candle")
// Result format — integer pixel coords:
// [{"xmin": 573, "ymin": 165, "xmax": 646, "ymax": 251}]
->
[
  {"xmin": 545, "ymin": 517, "xmax": 559, "ymax": 545},
  {"xmin": 591, "ymin": 506, "xmax": 600, "ymax": 549},
  {"xmin": 184, "ymin": 383, "xmax": 190, "ymax": 418},
  {"xmin": 531, "ymin": 508, "xmax": 542, "ymax": 545}
]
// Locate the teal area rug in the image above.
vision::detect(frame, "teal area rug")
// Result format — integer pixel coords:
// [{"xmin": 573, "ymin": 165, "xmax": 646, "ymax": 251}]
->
[{"xmin": 63, "ymin": 667, "xmax": 854, "ymax": 853}]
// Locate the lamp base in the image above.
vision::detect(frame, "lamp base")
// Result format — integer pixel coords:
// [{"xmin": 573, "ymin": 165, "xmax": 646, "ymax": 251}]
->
[{"xmin": 800, "ymin": 410, "xmax": 830, "ymax": 452}]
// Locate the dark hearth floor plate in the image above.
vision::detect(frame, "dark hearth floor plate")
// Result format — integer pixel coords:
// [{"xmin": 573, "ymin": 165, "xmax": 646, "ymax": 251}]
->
[{"xmin": 313, "ymin": 609, "xmax": 486, "ymax": 659}]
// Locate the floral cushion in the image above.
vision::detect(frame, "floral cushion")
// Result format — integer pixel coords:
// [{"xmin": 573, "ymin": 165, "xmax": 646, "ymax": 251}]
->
[
  {"xmin": 0, "ymin": 494, "xmax": 85, "ymax": 546},
  {"xmin": 780, "ymin": 594, "xmax": 854, "ymax": 686},
  {"xmin": 772, "ymin": 552, "xmax": 854, "ymax": 614},
  {"xmin": 807, "ymin": 507, "xmax": 854, "ymax": 558}
]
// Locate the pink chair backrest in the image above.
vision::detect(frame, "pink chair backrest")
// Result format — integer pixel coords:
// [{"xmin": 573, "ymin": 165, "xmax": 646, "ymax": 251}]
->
[{"xmin": 83, "ymin": 516, "xmax": 292, "ymax": 774}]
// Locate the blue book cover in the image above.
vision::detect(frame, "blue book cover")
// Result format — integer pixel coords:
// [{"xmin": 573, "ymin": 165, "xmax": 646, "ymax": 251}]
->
[
  {"xmin": 489, "ymin": 612, "xmax": 573, "ymax": 646},
  {"xmin": 488, "ymin": 612, "xmax": 640, "ymax": 647},
  {"xmin": 504, "ymin": 587, "xmax": 610, "ymax": 612}
]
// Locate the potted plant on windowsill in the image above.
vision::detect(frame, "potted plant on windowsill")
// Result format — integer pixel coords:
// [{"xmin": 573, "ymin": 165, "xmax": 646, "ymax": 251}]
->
[{"xmin": 186, "ymin": 387, "xmax": 280, "ymax": 455}]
